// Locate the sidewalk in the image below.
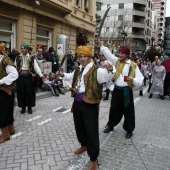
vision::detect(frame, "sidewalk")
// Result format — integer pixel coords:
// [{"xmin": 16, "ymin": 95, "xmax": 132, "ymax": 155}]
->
[
  {"xmin": 67, "ymin": 88, "xmax": 170, "ymax": 170},
  {"xmin": 0, "ymin": 87, "xmax": 170, "ymax": 170}
]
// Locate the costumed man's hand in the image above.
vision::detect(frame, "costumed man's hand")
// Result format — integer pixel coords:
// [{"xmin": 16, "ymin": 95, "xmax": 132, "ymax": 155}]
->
[
  {"xmin": 103, "ymin": 60, "xmax": 113, "ymax": 72},
  {"xmin": 127, "ymin": 77, "xmax": 134, "ymax": 83},
  {"xmin": 56, "ymin": 71, "xmax": 64, "ymax": 77},
  {"xmin": 41, "ymin": 76, "xmax": 46, "ymax": 81},
  {"xmin": 95, "ymin": 37, "xmax": 103, "ymax": 47}
]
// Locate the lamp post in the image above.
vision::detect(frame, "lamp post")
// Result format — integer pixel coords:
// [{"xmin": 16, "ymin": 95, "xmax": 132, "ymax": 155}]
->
[
  {"xmin": 121, "ymin": 31, "xmax": 127, "ymax": 45},
  {"xmin": 151, "ymin": 36, "xmax": 155, "ymax": 48}
]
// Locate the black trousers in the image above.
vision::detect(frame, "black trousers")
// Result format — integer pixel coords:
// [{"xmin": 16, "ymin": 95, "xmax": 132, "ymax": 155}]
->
[
  {"xmin": 107, "ymin": 88, "xmax": 135, "ymax": 132},
  {"xmin": 0, "ymin": 90, "xmax": 15, "ymax": 128},
  {"xmin": 164, "ymin": 72, "xmax": 170, "ymax": 96},
  {"xmin": 73, "ymin": 100, "xmax": 99, "ymax": 161},
  {"xmin": 16, "ymin": 75, "xmax": 35, "ymax": 108}
]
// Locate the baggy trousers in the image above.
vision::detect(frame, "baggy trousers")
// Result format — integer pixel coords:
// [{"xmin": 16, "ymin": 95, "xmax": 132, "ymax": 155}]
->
[
  {"xmin": 107, "ymin": 88, "xmax": 135, "ymax": 132},
  {"xmin": 0, "ymin": 90, "xmax": 15, "ymax": 128},
  {"xmin": 73, "ymin": 100, "xmax": 99, "ymax": 161},
  {"xmin": 16, "ymin": 75, "xmax": 35, "ymax": 108}
]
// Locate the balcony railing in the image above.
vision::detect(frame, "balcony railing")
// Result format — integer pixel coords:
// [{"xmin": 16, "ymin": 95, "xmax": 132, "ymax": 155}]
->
[{"xmin": 132, "ymin": 22, "xmax": 145, "ymax": 28}]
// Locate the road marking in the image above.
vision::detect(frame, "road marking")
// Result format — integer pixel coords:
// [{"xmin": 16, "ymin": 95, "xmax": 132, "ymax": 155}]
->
[
  {"xmin": 52, "ymin": 107, "xmax": 62, "ymax": 112},
  {"xmin": 38, "ymin": 118, "xmax": 52, "ymax": 125},
  {"xmin": 134, "ymin": 97, "xmax": 142, "ymax": 105},
  {"xmin": 11, "ymin": 132, "xmax": 23, "ymax": 139},
  {"xmin": 62, "ymin": 109, "xmax": 70, "ymax": 114},
  {"xmin": 26, "ymin": 116, "xmax": 42, "ymax": 122}
]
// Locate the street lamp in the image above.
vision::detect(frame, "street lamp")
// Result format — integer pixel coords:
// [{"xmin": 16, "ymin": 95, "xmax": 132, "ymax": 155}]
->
[
  {"xmin": 121, "ymin": 31, "xmax": 127, "ymax": 45},
  {"xmin": 151, "ymin": 37, "xmax": 155, "ymax": 48}
]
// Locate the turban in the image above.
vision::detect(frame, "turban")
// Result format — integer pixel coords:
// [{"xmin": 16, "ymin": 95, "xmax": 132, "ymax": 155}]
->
[
  {"xmin": 0, "ymin": 44, "xmax": 5, "ymax": 53},
  {"xmin": 119, "ymin": 46, "xmax": 130, "ymax": 55},
  {"xmin": 21, "ymin": 42, "xmax": 29, "ymax": 50},
  {"xmin": 77, "ymin": 45, "xmax": 92, "ymax": 57},
  {"xmin": 0, "ymin": 44, "xmax": 8, "ymax": 57}
]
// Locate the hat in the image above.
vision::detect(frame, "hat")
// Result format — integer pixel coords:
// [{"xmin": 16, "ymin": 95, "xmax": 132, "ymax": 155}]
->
[
  {"xmin": 77, "ymin": 45, "xmax": 92, "ymax": 57},
  {"xmin": 0, "ymin": 44, "xmax": 5, "ymax": 53},
  {"xmin": 49, "ymin": 47, "xmax": 55, "ymax": 53},
  {"xmin": 21, "ymin": 42, "xmax": 29, "ymax": 50},
  {"xmin": 119, "ymin": 46, "xmax": 130, "ymax": 55}
]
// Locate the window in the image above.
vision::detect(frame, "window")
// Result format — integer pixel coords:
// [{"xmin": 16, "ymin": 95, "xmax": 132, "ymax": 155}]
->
[
  {"xmin": 0, "ymin": 17, "xmax": 16, "ymax": 53},
  {"xmin": 106, "ymin": 27, "xmax": 109, "ymax": 32},
  {"xmin": 118, "ymin": 15, "xmax": 123, "ymax": 21},
  {"xmin": 36, "ymin": 26, "xmax": 52, "ymax": 50},
  {"xmin": 106, "ymin": 16, "xmax": 110, "ymax": 20},
  {"xmin": 119, "ymin": 3, "xmax": 124, "ymax": 9}
]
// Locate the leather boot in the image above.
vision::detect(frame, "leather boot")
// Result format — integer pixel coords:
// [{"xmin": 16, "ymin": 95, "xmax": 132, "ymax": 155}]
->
[
  {"xmin": 88, "ymin": 160, "xmax": 97, "ymax": 170},
  {"xmin": 74, "ymin": 146, "xmax": 87, "ymax": 154},
  {"xmin": 8, "ymin": 123, "xmax": 15, "ymax": 135},
  {"xmin": 139, "ymin": 91, "xmax": 143, "ymax": 96},
  {"xmin": 0, "ymin": 126, "xmax": 10, "ymax": 144}
]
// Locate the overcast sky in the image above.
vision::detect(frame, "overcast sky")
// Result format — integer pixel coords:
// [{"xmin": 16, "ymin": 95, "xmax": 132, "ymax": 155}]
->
[{"xmin": 166, "ymin": 0, "xmax": 170, "ymax": 17}]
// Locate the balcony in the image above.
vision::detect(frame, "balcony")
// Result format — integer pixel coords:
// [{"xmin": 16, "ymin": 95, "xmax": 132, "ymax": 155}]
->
[
  {"xmin": 73, "ymin": 6, "xmax": 93, "ymax": 23},
  {"xmin": 132, "ymin": 22, "xmax": 145, "ymax": 28},
  {"xmin": 133, "ymin": 0, "xmax": 146, "ymax": 6},
  {"xmin": 133, "ymin": 10, "xmax": 145, "ymax": 17},
  {"xmin": 131, "ymin": 33, "xmax": 145, "ymax": 40},
  {"xmin": 41, "ymin": 0, "xmax": 72, "ymax": 14}
]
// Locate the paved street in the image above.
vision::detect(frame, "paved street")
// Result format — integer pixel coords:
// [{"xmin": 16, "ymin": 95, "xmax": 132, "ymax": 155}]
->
[{"xmin": 0, "ymin": 86, "xmax": 170, "ymax": 170}]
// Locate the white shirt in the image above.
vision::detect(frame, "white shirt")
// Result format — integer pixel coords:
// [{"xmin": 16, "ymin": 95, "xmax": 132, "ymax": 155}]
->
[
  {"xmin": 0, "ymin": 54, "xmax": 19, "ymax": 85},
  {"xmin": 15, "ymin": 53, "xmax": 43, "ymax": 77},
  {"xmin": 63, "ymin": 62, "xmax": 116, "ymax": 93},
  {"xmin": 100, "ymin": 45, "xmax": 144, "ymax": 87}
]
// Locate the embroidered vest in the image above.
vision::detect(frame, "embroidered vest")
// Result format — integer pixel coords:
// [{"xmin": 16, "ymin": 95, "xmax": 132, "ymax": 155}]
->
[
  {"xmin": 72, "ymin": 64, "xmax": 103, "ymax": 104},
  {"xmin": 112, "ymin": 60, "xmax": 137, "ymax": 88},
  {"xmin": 15, "ymin": 54, "xmax": 35, "ymax": 75},
  {"xmin": 0, "ymin": 55, "xmax": 16, "ymax": 88}
]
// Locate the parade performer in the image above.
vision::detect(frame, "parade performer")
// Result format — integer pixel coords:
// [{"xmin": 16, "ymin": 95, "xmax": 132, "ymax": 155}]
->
[
  {"xmin": 57, "ymin": 45, "xmax": 116, "ymax": 170},
  {"xmin": 15, "ymin": 42, "xmax": 44, "ymax": 114},
  {"xmin": 148, "ymin": 59, "xmax": 166, "ymax": 100},
  {"xmin": 0, "ymin": 43, "xmax": 18, "ymax": 144},
  {"xmin": 96, "ymin": 38, "xmax": 144, "ymax": 139}
]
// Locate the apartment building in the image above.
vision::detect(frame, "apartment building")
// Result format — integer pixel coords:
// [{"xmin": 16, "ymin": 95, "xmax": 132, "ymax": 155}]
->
[
  {"xmin": 96, "ymin": 0, "xmax": 152, "ymax": 53},
  {"xmin": 0, "ymin": 0, "xmax": 96, "ymax": 53},
  {"xmin": 165, "ymin": 17, "xmax": 170, "ymax": 55},
  {"xmin": 152, "ymin": 0, "xmax": 166, "ymax": 45}
]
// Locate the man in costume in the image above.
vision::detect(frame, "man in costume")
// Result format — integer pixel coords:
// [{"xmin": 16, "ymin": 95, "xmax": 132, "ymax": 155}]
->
[
  {"xmin": 15, "ymin": 42, "xmax": 44, "ymax": 114},
  {"xmin": 0, "ymin": 43, "xmax": 18, "ymax": 144},
  {"xmin": 96, "ymin": 38, "xmax": 144, "ymax": 139},
  {"xmin": 57, "ymin": 45, "xmax": 116, "ymax": 170}
]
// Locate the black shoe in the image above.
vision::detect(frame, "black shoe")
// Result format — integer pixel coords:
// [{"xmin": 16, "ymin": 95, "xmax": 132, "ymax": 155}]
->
[
  {"xmin": 103, "ymin": 126, "xmax": 114, "ymax": 133},
  {"xmin": 139, "ymin": 91, "xmax": 143, "ymax": 96},
  {"xmin": 103, "ymin": 97, "xmax": 108, "ymax": 101},
  {"xmin": 125, "ymin": 132, "xmax": 132, "ymax": 139},
  {"xmin": 28, "ymin": 107, "xmax": 32, "ymax": 114},
  {"xmin": 60, "ymin": 92, "xmax": 65, "ymax": 95},
  {"xmin": 148, "ymin": 94, "xmax": 152, "ymax": 98},
  {"xmin": 160, "ymin": 96, "xmax": 164, "ymax": 100},
  {"xmin": 21, "ymin": 107, "xmax": 25, "ymax": 114}
]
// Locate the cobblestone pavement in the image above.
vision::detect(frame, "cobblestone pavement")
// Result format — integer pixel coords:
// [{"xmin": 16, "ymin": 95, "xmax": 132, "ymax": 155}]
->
[{"xmin": 0, "ymin": 86, "xmax": 170, "ymax": 170}]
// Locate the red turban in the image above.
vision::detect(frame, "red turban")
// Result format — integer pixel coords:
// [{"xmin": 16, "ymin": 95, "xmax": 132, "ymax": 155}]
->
[{"xmin": 119, "ymin": 46, "xmax": 130, "ymax": 55}]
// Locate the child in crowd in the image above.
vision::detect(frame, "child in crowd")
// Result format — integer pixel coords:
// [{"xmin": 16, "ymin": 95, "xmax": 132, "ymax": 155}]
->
[{"xmin": 48, "ymin": 73, "xmax": 65, "ymax": 96}]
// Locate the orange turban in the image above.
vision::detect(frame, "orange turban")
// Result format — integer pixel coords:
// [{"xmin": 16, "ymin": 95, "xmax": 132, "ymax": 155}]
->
[
  {"xmin": 0, "ymin": 44, "xmax": 5, "ymax": 53},
  {"xmin": 0, "ymin": 44, "xmax": 8, "ymax": 57},
  {"xmin": 77, "ymin": 45, "xmax": 92, "ymax": 57}
]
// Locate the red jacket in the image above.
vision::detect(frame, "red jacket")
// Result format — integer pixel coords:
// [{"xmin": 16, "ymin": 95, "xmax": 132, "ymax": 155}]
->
[{"xmin": 162, "ymin": 58, "xmax": 170, "ymax": 73}]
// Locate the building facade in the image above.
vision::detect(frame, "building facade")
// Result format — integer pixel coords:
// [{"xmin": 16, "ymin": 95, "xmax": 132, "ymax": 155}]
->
[
  {"xmin": 0, "ymin": 0, "xmax": 96, "ymax": 54},
  {"xmin": 152, "ymin": 0, "xmax": 166, "ymax": 45},
  {"xmin": 165, "ymin": 17, "xmax": 170, "ymax": 56},
  {"xmin": 96, "ymin": 0, "xmax": 152, "ymax": 53}
]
